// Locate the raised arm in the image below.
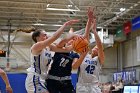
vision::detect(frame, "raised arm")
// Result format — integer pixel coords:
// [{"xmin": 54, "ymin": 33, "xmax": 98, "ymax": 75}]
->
[
  {"xmin": 91, "ymin": 18, "xmax": 105, "ymax": 65},
  {"xmin": 83, "ymin": 7, "xmax": 94, "ymax": 41},
  {"xmin": 32, "ymin": 20, "xmax": 79, "ymax": 55},
  {"xmin": 0, "ymin": 68, "xmax": 13, "ymax": 93}
]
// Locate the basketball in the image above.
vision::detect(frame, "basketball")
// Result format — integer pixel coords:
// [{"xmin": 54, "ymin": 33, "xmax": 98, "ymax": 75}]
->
[{"xmin": 72, "ymin": 36, "xmax": 89, "ymax": 53}]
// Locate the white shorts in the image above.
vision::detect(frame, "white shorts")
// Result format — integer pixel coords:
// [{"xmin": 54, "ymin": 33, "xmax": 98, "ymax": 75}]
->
[
  {"xmin": 25, "ymin": 73, "xmax": 48, "ymax": 93},
  {"xmin": 76, "ymin": 83, "xmax": 101, "ymax": 93}
]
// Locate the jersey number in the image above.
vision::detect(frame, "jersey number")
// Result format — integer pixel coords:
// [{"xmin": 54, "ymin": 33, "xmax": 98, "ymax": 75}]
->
[
  {"xmin": 85, "ymin": 65, "xmax": 95, "ymax": 74},
  {"xmin": 59, "ymin": 58, "xmax": 69, "ymax": 67}
]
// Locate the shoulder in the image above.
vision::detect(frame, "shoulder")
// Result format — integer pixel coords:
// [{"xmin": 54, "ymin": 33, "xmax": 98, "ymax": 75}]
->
[
  {"xmin": 31, "ymin": 43, "xmax": 44, "ymax": 55},
  {"xmin": 70, "ymin": 52, "xmax": 79, "ymax": 58}
]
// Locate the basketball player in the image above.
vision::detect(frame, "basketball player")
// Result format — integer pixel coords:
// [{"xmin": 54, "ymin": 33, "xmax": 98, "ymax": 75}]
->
[
  {"xmin": 25, "ymin": 19, "xmax": 79, "ymax": 93},
  {"xmin": 45, "ymin": 7, "xmax": 93, "ymax": 93},
  {"xmin": 76, "ymin": 15, "xmax": 105, "ymax": 93},
  {"xmin": 46, "ymin": 38, "xmax": 88, "ymax": 93},
  {"xmin": 0, "ymin": 68, "xmax": 13, "ymax": 93}
]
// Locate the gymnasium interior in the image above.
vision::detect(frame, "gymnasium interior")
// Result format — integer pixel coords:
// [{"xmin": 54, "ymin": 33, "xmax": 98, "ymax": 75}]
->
[{"xmin": 0, "ymin": 0, "xmax": 140, "ymax": 93}]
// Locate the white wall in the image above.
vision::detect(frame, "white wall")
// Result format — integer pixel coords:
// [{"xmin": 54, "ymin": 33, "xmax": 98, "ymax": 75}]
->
[
  {"xmin": 123, "ymin": 30, "xmax": 140, "ymax": 80},
  {"xmin": 104, "ymin": 47, "xmax": 118, "ymax": 69},
  {"xmin": 123, "ymin": 31, "xmax": 140, "ymax": 67}
]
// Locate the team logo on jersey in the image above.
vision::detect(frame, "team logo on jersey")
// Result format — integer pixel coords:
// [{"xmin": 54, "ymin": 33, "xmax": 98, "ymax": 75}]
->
[
  {"xmin": 45, "ymin": 52, "xmax": 52, "ymax": 66},
  {"xmin": 85, "ymin": 59, "xmax": 97, "ymax": 65},
  {"xmin": 45, "ymin": 53, "xmax": 51, "ymax": 58}
]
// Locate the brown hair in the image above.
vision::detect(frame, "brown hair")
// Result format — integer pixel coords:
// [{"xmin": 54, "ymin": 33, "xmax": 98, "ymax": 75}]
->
[{"xmin": 32, "ymin": 29, "xmax": 44, "ymax": 43}]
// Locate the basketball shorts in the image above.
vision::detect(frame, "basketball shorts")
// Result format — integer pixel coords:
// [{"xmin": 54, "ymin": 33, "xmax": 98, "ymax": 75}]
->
[
  {"xmin": 25, "ymin": 73, "xmax": 48, "ymax": 93},
  {"xmin": 76, "ymin": 83, "xmax": 101, "ymax": 93},
  {"xmin": 46, "ymin": 79, "xmax": 75, "ymax": 93}
]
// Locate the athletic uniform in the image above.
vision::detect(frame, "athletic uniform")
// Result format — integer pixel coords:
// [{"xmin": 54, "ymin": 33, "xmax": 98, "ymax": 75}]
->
[
  {"xmin": 25, "ymin": 48, "xmax": 52, "ymax": 93},
  {"xmin": 46, "ymin": 52, "xmax": 79, "ymax": 93},
  {"xmin": 76, "ymin": 54, "xmax": 101, "ymax": 93}
]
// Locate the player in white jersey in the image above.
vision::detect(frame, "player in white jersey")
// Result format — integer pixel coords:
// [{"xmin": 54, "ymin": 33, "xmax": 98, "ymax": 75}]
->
[
  {"xmin": 76, "ymin": 11, "xmax": 105, "ymax": 93},
  {"xmin": 25, "ymin": 19, "xmax": 79, "ymax": 93}
]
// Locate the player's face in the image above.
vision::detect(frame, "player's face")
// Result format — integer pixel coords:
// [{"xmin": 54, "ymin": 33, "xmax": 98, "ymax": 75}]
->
[
  {"xmin": 91, "ymin": 48, "xmax": 98, "ymax": 57},
  {"xmin": 39, "ymin": 31, "xmax": 48, "ymax": 41}
]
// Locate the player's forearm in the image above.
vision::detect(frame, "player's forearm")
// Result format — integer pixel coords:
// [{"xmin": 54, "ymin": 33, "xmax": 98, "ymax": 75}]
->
[
  {"xmin": 50, "ymin": 44, "xmax": 73, "ymax": 52},
  {"xmin": 57, "ymin": 35, "xmax": 75, "ymax": 48},
  {"xmin": 41, "ymin": 23, "xmax": 68, "ymax": 49},
  {"xmin": 52, "ymin": 23, "xmax": 67, "ymax": 41},
  {"xmin": 92, "ymin": 29, "xmax": 105, "ymax": 64},
  {"xmin": 92, "ymin": 29, "xmax": 102, "ymax": 47},
  {"xmin": 84, "ymin": 7, "xmax": 94, "ymax": 40},
  {"xmin": 52, "ymin": 20, "xmax": 79, "ymax": 42},
  {"xmin": 0, "ymin": 71, "xmax": 10, "ymax": 86},
  {"xmin": 84, "ymin": 19, "xmax": 93, "ymax": 41},
  {"xmin": 72, "ymin": 53, "xmax": 87, "ymax": 69},
  {"xmin": 43, "ymin": 20, "xmax": 78, "ymax": 48},
  {"xmin": 57, "ymin": 39, "xmax": 68, "ymax": 48}
]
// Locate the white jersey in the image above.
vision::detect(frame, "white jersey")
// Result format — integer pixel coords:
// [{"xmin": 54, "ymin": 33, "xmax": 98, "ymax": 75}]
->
[
  {"xmin": 77, "ymin": 54, "xmax": 101, "ymax": 84},
  {"xmin": 27, "ymin": 47, "xmax": 52, "ymax": 80}
]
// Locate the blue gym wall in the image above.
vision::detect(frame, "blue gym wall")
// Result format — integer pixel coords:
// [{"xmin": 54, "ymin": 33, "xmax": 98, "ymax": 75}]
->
[{"xmin": 0, "ymin": 73, "xmax": 78, "ymax": 93}]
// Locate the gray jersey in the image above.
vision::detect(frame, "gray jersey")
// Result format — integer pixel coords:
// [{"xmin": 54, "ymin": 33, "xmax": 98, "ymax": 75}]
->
[
  {"xmin": 27, "ymin": 47, "xmax": 52, "ymax": 79},
  {"xmin": 77, "ymin": 54, "xmax": 101, "ymax": 84}
]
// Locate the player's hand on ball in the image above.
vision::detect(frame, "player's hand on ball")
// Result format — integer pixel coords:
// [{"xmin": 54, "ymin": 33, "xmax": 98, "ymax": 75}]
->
[{"xmin": 80, "ymin": 46, "xmax": 89, "ymax": 55}]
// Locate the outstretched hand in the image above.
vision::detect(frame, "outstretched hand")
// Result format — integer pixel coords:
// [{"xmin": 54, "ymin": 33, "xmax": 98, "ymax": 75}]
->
[
  {"xmin": 87, "ymin": 7, "xmax": 94, "ymax": 19},
  {"xmin": 87, "ymin": 7, "xmax": 96, "ymax": 31},
  {"xmin": 65, "ymin": 19, "xmax": 80, "ymax": 26}
]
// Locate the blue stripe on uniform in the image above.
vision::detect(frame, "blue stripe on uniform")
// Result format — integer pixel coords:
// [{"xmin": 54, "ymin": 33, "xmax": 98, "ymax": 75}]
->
[
  {"xmin": 38, "ymin": 55, "xmax": 41, "ymax": 74},
  {"xmin": 33, "ymin": 75, "xmax": 37, "ymax": 93},
  {"xmin": 33, "ymin": 57, "xmax": 36, "ymax": 72},
  {"xmin": 33, "ymin": 55, "xmax": 41, "ymax": 74}
]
